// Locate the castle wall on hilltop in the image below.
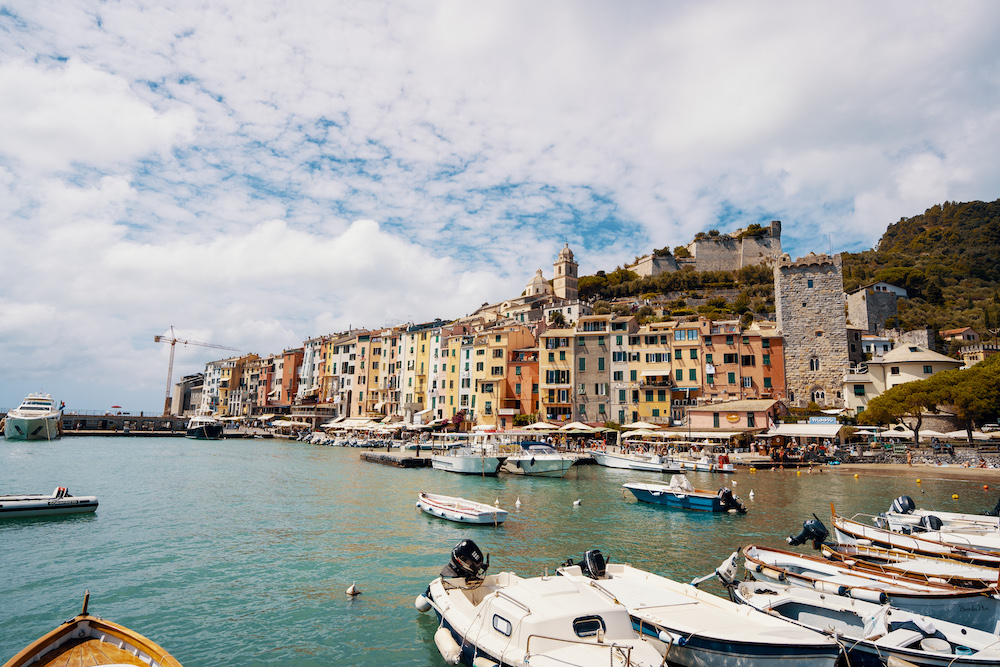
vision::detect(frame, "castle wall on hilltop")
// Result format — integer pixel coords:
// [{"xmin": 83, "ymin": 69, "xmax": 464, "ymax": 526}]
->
[
  {"xmin": 689, "ymin": 221, "xmax": 782, "ymax": 273},
  {"xmin": 629, "ymin": 220, "xmax": 782, "ymax": 277}
]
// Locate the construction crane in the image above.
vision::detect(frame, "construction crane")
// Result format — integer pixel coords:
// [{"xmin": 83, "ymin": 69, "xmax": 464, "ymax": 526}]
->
[{"xmin": 154, "ymin": 326, "xmax": 239, "ymax": 416}]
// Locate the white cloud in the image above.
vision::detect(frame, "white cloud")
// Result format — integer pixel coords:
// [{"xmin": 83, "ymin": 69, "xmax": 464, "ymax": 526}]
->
[
  {"xmin": 0, "ymin": 59, "xmax": 196, "ymax": 171},
  {"xmin": 1, "ymin": 1, "xmax": 999, "ymax": 410}
]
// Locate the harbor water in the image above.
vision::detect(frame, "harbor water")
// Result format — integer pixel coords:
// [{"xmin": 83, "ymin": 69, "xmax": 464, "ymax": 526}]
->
[{"xmin": 2, "ymin": 436, "xmax": 997, "ymax": 666}]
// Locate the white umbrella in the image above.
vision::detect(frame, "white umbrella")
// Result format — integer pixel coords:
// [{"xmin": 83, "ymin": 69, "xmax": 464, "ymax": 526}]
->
[
  {"xmin": 946, "ymin": 430, "xmax": 991, "ymax": 441},
  {"xmin": 558, "ymin": 421, "xmax": 594, "ymax": 431},
  {"xmin": 622, "ymin": 429, "xmax": 656, "ymax": 438},
  {"xmin": 624, "ymin": 421, "xmax": 662, "ymax": 430},
  {"xmin": 523, "ymin": 421, "xmax": 558, "ymax": 430}
]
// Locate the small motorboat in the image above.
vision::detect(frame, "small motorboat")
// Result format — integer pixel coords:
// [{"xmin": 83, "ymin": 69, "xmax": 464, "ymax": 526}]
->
[
  {"xmin": 502, "ymin": 441, "xmax": 575, "ymax": 477},
  {"xmin": 415, "ymin": 539, "xmax": 663, "ymax": 667},
  {"xmin": 185, "ymin": 411, "xmax": 224, "ymax": 440},
  {"xmin": 832, "ymin": 507, "xmax": 1000, "ymax": 566},
  {"xmin": 416, "ymin": 493, "xmax": 507, "ymax": 525},
  {"xmin": 0, "ymin": 487, "xmax": 98, "ymax": 519},
  {"xmin": 590, "ymin": 449, "xmax": 683, "ymax": 473},
  {"xmin": 556, "ymin": 549, "xmax": 841, "ymax": 667},
  {"xmin": 821, "ymin": 542, "xmax": 1000, "ymax": 589},
  {"xmin": 732, "ymin": 580, "xmax": 1000, "ymax": 667},
  {"xmin": 623, "ymin": 474, "xmax": 746, "ymax": 513},
  {"xmin": 743, "ymin": 542, "xmax": 1000, "ymax": 632},
  {"xmin": 2, "ymin": 591, "xmax": 182, "ymax": 667},
  {"xmin": 431, "ymin": 447, "xmax": 506, "ymax": 476},
  {"xmin": 878, "ymin": 495, "xmax": 1000, "ymax": 533}
]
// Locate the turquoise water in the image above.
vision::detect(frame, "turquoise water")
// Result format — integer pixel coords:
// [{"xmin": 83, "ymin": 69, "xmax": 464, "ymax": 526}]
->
[{"xmin": 2, "ymin": 437, "xmax": 996, "ymax": 666}]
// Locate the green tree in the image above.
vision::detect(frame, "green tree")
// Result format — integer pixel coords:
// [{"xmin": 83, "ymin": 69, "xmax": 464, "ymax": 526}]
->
[
  {"xmin": 926, "ymin": 282, "xmax": 945, "ymax": 306},
  {"xmin": 549, "ymin": 311, "xmax": 567, "ymax": 328}
]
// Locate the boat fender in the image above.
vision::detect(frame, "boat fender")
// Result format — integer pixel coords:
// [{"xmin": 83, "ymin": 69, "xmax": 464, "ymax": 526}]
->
[
  {"xmin": 472, "ymin": 657, "xmax": 499, "ymax": 667},
  {"xmin": 415, "ymin": 594, "xmax": 432, "ymax": 613},
  {"xmin": 434, "ymin": 626, "xmax": 462, "ymax": 665},
  {"xmin": 812, "ymin": 580, "xmax": 847, "ymax": 596},
  {"xmin": 849, "ymin": 588, "xmax": 888, "ymax": 604},
  {"xmin": 755, "ymin": 565, "xmax": 786, "ymax": 582},
  {"xmin": 657, "ymin": 630, "xmax": 686, "ymax": 646}
]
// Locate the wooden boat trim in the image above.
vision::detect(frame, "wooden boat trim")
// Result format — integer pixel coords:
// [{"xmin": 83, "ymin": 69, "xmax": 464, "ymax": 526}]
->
[{"xmin": 3, "ymin": 595, "xmax": 182, "ymax": 667}]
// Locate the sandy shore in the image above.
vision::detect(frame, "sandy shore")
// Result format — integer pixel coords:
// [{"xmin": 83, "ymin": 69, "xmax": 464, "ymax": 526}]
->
[{"xmin": 823, "ymin": 462, "xmax": 1000, "ymax": 482}]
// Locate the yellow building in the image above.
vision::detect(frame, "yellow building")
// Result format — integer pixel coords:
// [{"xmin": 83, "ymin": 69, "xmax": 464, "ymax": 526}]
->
[
  {"xmin": 538, "ymin": 327, "xmax": 575, "ymax": 423},
  {"xmin": 630, "ymin": 321, "xmax": 674, "ymax": 424},
  {"xmin": 471, "ymin": 325, "xmax": 536, "ymax": 428}
]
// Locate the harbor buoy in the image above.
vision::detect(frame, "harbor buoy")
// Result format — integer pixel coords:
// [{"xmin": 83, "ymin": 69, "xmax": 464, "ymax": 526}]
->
[
  {"xmin": 854, "ymin": 474, "xmax": 859, "ymax": 478},
  {"xmin": 916, "ymin": 479, "xmax": 921, "ymax": 483},
  {"xmin": 750, "ymin": 467, "xmax": 756, "ymax": 473},
  {"xmin": 515, "ymin": 497, "xmax": 521, "ymax": 508},
  {"xmin": 347, "ymin": 582, "xmax": 360, "ymax": 596},
  {"xmin": 494, "ymin": 497, "xmax": 499, "ymax": 507},
  {"xmin": 796, "ymin": 470, "xmax": 801, "ymax": 476},
  {"xmin": 573, "ymin": 499, "xmax": 582, "ymax": 507},
  {"xmin": 732, "ymin": 480, "xmax": 737, "ymax": 486},
  {"xmin": 952, "ymin": 494, "xmax": 959, "ymax": 500},
  {"xmin": 749, "ymin": 490, "xmax": 755, "ymax": 500},
  {"xmin": 985, "ymin": 485, "xmax": 990, "ymax": 490}
]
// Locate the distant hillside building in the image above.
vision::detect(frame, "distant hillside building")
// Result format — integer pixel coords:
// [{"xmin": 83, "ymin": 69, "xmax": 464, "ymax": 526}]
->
[
  {"xmin": 940, "ymin": 327, "xmax": 981, "ymax": 344},
  {"xmin": 846, "ymin": 282, "xmax": 905, "ymax": 334},
  {"xmin": 960, "ymin": 344, "xmax": 1000, "ymax": 368},
  {"xmin": 774, "ymin": 252, "xmax": 849, "ymax": 409},
  {"xmin": 843, "ymin": 344, "xmax": 963, "ymax": 416}
]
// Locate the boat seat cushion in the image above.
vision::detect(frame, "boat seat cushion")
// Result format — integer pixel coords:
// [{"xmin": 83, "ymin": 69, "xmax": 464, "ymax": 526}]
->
[{"xmin": 873, "ymin": 628, "xmax": 924, "ymax": 649}]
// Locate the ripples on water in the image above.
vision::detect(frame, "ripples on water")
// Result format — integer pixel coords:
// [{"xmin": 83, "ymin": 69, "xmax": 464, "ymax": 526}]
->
[{"xmin": 2, "ymin": 438, "xmax": 996, "ymax": 666}]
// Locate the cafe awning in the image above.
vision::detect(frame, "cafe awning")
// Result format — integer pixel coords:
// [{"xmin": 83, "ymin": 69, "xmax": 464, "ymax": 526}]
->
[{"xmin": 762, "ymin": 424, "xmax": 844, "ymax": 439}]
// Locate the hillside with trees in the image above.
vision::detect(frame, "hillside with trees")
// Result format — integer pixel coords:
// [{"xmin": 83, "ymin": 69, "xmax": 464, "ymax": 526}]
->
[
  {"xmin": 575, "ymin": 199, "xmax": 1000, "ymax": 345},
  {"xmin": 841, "ymin": 199, "xmax": 1000, "ymax": 346}
]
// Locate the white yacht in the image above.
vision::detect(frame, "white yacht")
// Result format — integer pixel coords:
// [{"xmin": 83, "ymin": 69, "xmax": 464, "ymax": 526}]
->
[
  {"xmin": 503, "ymin": 441, "xmax": 575, "ymax": 477},
  {"xmin": 186, "ymin": 411, "xmax": 224, "ymax": 440},
  {"xmin": 4, "ymin": 393, "xmax": 62, "ymax": 440}
]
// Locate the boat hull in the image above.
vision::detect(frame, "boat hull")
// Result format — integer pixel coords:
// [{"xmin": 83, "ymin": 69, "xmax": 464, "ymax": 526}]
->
[
  {"xmin": 430, "ymin": 455, "xmax": 503, "ymax": 476},
  {"xmin": 624, "ymin": 483, "xmax": 723, "ymax": 511},
  {"xmin": 3, "ymin": 611, "xmax": 182, "ymax": 667},
  {"xmin": 502, "ymin": 456, "xmax": 574, "ymax": 477},
  {"xmin": 416, "ymin": 494, "xmax": 507, "ymax": 524},
  {"xmin": 591, "ymin": 451, "xmax": 682, "ymax": 473},
  {"xmin": 632, "ymin": 620, "xmax": 839, "ymax": 667},
  {"xmin": 186, "ymin": 423, "xmax": 224, "ymax": 440},
  {"xmin": 734, "ymin": 581, "xmax": 1000, "ymax": 667},
  {"xmin": 744, "ymin": 545, "xmax": 1000, "ymax": 633},
  {"xmin": 0, "ymin": 496, "xmax": 98, "ymax": 519},
  {"xmin": 833, "ymin": 514, "xmax": 1000, "ymax": 566},
  {"xmin": 4, "ymin": 416, "xmax": 60, "ymax": 441}
]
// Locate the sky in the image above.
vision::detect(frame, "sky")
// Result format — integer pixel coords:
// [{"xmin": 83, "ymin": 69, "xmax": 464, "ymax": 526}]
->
[{"xmin": 2, "ymin": 1, "xmax": 999, "ymax": 413}]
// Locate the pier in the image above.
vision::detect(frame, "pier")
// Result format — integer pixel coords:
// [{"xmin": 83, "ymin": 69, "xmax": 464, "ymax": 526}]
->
[{"xmin": 360, "ymin": 450, "xmax": 433, "ymax": 468}]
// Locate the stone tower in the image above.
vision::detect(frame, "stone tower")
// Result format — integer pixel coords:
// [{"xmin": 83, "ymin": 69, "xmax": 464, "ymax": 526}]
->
[
  {"xmin": 553, "ymin": 243, "xmax": 578, "ymax": 301},
  {"xmin": 774, "ymin": 252, "xmax": 848, "ymax": 408}
]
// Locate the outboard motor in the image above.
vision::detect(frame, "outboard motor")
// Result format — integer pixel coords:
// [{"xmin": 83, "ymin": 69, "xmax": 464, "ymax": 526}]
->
[
  {"xmin": 581, "ymin": 549, "xmax": 607, "ymax": 579},
  {"xmin": 987, "ymin": 496, "xmax": 1000, "ymax": 517},
  {"xmin": 718, "ymin": 487, "xmax": 747, "ymax": 514},
  {"xmin": 890, "ymin": 495, "xmax": 916, "ymax": 515},
  {"xmin": 440, "ymin": 539, "xmax": 489, "ymax": 582},
  {"xmin": 787, "ymin": 515, "xmax": 829, "ymax": 549},
  {"xmin": 917, "ymin": 514, "xmax": 943, "ymax": 532}
]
